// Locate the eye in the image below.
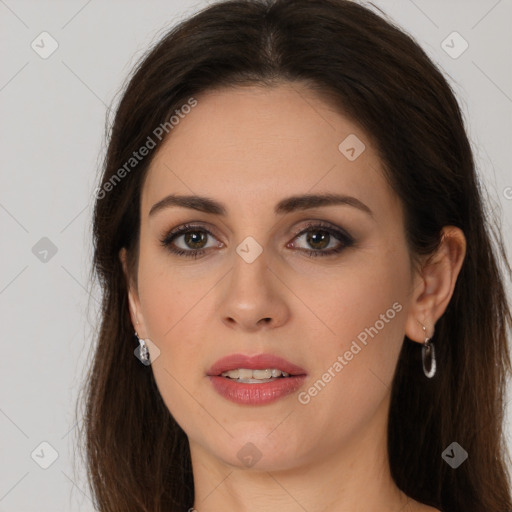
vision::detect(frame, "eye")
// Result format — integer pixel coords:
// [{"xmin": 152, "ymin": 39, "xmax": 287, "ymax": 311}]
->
[
  {"xmin": 160, "ymin": 223, "xmax": 222, "ymax": 259},
  {"xmin": 288, "ymin": 221, "xmax": 354, "ymax": 257},
  {"xmin": 160, "ymin": 221, "xmax": 354, "ymax": 259}
]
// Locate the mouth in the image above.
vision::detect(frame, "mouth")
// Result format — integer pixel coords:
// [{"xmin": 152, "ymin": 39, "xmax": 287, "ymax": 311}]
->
[
  {"xmin": 206, "ymin": 353, "xmax": 307, "ymax": 404},
  {"xmin": 219, "ymin": 368, "xmax": 295, "ymax": 383},
  {"xmin": 207, "ymin": 352, "xmax": 307, "ymax": 381}
]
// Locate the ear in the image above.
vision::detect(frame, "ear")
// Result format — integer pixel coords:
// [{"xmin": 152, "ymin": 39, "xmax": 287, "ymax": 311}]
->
[
  {"xmin": 404, "ymin": 226, "xmax": 466, "ymax": 344},
  {"xmin": 119, "ymin": 247, "xmax": 147, "ymax": 337}
]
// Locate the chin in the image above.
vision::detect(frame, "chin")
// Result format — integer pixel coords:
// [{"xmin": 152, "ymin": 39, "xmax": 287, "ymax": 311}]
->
[{"xmin": 207, "ymin": 429, "xmax": 306, "ymax": 472}]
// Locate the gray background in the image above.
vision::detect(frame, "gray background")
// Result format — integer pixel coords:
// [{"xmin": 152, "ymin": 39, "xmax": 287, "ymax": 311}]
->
[{"xmin": 1, "ymin": 0, "xmax": 511, "ymax": 510}]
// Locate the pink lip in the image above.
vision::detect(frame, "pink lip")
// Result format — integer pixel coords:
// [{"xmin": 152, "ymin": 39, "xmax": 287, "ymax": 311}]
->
[
  {"xmin": 206, "ymin": 353, "xmax": 308, "ymax": 406},
  {"xmin": 207, "ymin": 353, "xmax": 307, "ymax": 376},
  {"xmin": 208, "ymin": 375, "xmax": 307, "ymax": 405}
]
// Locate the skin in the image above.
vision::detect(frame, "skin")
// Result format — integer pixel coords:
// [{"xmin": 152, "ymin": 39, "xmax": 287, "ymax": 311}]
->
[{"xmin": 120, "ymin": 82, "xmax": 466, "ymax": 512}]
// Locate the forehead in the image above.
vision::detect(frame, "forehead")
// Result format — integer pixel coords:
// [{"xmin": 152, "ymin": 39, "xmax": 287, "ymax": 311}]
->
[{"xmin": 141, "ymin": 83, "xmax": 399, "ymax": 220}]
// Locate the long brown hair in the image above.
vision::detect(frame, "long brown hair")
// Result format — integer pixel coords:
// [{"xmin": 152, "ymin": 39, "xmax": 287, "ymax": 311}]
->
[{"xmin": 76, "ymin": 1, "xmax": 512, "ymax": 510}]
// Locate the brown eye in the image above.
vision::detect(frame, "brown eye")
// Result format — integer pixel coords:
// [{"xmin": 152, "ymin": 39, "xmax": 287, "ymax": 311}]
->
[
  {"xmin": 160, "ymin": 224, "xmax": 221, "ymax": 258},
  {"xmin": 290, "ymin": 223, "xmax": 354, "ymax": 257},
  {"xmin": 305, "ymin": 230, "xmax": 331, "ymax": 250},
  {"xmin": 183, "ymin": 231, "xmax": 208, "ymax": 250},
  {"xmin": 160, "ymin": 222, "xmax": 353, "ymax": 259}
]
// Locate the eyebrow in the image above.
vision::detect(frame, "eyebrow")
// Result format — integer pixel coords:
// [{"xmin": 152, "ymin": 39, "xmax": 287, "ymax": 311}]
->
[{"xmin": 149, "ymin": 193, "xmax": 373, "ymax": 218}]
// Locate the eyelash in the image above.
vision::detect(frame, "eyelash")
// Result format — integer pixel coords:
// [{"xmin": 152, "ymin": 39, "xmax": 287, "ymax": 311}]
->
[{"xmin": 159, "ymin": 221, "xmax": 354, "ymax": 259}]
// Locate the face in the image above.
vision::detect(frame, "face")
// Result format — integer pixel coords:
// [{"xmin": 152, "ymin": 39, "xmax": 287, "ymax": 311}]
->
[{"xmin": 123, "ymin": 82, "xmax": 420, "ymax": 472}]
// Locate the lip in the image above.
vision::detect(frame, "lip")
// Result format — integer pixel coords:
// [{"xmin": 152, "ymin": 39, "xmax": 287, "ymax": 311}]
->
[
  {"xmin": 206, "ymin": 353, "xmax": 308, "ymax": 406},
  {"xmin": 207, "ymin": 353, "xmax": 307, "ymax": 376},
  {"xmin": 208, "ymin": 374, "xmax": 307, "ymax": 405}
]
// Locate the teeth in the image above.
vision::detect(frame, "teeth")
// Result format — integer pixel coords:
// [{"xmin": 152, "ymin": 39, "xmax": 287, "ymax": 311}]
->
[
  {"xmin": 253, "ymin": 369, "xmax": 272, "ymax": 379},
  {"xmin": 238, "ymin": 368, "xmax": 253, "ymax": 380},
  {"xmin": 220, "ymin": 368, "xmax": 291, "ymax": 379}
]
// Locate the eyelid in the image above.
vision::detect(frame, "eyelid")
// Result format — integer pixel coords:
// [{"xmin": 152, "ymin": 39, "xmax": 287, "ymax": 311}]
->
[
  {"xmin": 161, "ymin": 221, "xmax": 219, "ymax": 241},
  {"xmin": 162, "ymin": 219, "xmax": 350, "ymax": 242},
  {"xmin": 289, "ymin": 219, "xmax": 352, "ymax": 240}
]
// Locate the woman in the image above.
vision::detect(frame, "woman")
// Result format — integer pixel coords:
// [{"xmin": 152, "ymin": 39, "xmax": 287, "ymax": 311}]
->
[{"xmin": 78, "ymin": 1, "xmax": 512, "ymax": 511}]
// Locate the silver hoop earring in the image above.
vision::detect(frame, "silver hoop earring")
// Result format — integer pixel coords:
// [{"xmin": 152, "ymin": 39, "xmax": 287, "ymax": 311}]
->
[
  {"xmin": 421, "ymin": 324, "xmax": 436, "ymax": 378},
  {"xmin": 134, "ymin": 331, "xmax": 150, "ymax": 365}
]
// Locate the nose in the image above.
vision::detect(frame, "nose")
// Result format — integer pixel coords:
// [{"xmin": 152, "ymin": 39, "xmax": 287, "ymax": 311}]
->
[{"xmin": 218, "ymin": 247, "xmax": 291, "ymax": 332}]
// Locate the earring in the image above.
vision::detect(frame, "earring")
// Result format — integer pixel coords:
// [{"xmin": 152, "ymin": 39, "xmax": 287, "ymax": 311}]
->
[
  {"xmin": 421, "ymin": 324, "xmax": 436, "ymax": 378},
  {"xmin": 134, "ymin": 331, "xmax": 150, "ymax": 364}
]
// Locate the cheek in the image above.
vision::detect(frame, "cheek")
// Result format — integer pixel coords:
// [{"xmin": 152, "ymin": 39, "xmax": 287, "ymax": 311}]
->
[
  {"xmin": 137, "ymin": 260, "xmax": 215, "ymax": 427},
  {"xmin": 305, "ymin": 246, "xmax": 408, "ymax": 343},
  {"xmin": 138, "ymin": 269, "xmax": 213, "ymax": 358},
  {"xmin": 301, "ymin": 248, "xmax": 409, "ymax": 404},
  {"xmin": 137, "ymin": 239, "xmax": 214, "ymax": 339},
  {"xmin": 135, "ymin": 246, "xmax": 224, "ymax": 385},
  {"xmin": 293, "ymin": 275, "xmax": 407, "ymax": 450}
]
